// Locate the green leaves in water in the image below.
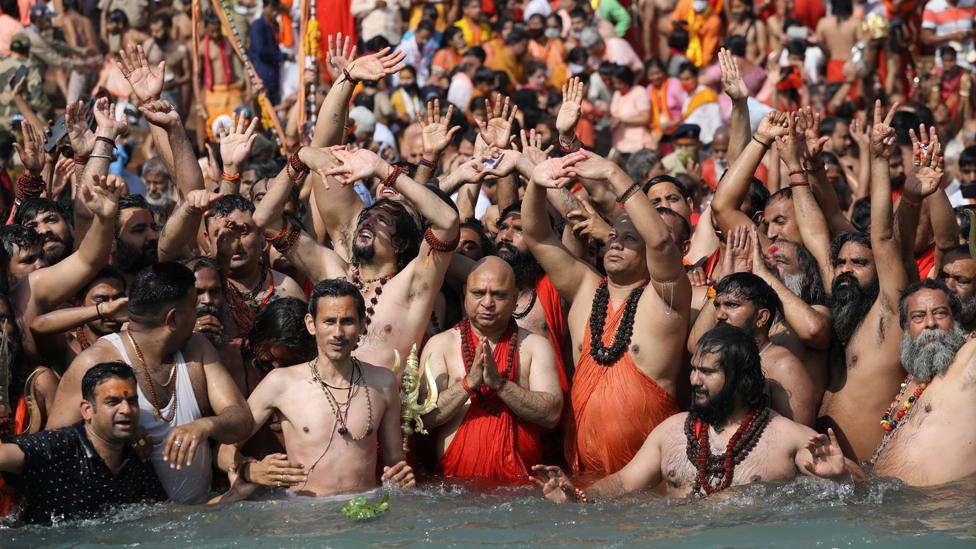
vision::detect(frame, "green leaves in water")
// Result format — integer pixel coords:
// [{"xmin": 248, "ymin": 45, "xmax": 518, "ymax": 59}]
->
[{"xmin": 341, "ymin": 494, "xmax": 390, "ymax": 520}]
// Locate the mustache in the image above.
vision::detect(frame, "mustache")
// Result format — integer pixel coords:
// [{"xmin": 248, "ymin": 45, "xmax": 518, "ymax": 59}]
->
[
  {"xmin": 196, "ymin": 303, "xmax": 222, "ymax": 317},
  {"xmin": 42, "ymin": 232, "xmax": 63, "ymax": 244}
]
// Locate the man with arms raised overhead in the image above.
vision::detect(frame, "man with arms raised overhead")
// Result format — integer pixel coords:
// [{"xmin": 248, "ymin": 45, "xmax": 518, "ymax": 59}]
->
[
  {"xmin": 532, "ymin": 325, "xmax": 855, "ymax": 501},
  {"xmin": 420, "ymin": 257, "xmax": 562, "ymax": 480},
  {"xmin": 46, "ymin": 262, "xmax": 254, "ymax": 504},
  {"xmin": 871, "ymin": 279, "xmax": 976, "ymax": 485},
  {"xmin": 216, "ymin": 279, "xmax": 414, "ymax": 497},
  {"xmin": 522, "ymin": 150, "xmax": 690, "ymax": 475}
]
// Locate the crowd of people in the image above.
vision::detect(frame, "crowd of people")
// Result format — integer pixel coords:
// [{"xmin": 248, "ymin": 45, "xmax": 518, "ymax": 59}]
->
[{"xmin": 0, "ymin": 0, "xmax": 973, "ymax": 527}]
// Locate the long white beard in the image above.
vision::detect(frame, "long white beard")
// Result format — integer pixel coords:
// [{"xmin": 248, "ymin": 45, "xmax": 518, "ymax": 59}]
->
[{"xmin": 899, "ymin": 325, "xmax": 966, "ymax": 382}]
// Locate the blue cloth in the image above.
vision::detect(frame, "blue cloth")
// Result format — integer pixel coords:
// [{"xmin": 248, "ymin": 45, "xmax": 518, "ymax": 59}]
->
[{"xmin": 249, "ymin": 17, "xmax": 287, "ymax": 104}]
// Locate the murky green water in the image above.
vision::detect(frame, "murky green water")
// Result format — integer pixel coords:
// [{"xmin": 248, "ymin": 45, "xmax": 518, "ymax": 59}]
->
[{"xmin": 1, "ymin": 476, "xmax": 974, "ymax": 548}]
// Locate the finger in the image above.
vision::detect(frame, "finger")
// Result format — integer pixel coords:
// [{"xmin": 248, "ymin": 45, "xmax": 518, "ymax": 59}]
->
[
  {"xmin": 883, "ymin": 101, "xmax": 900, "ymax": 127},
  {"xmin": 162, "ymin": 431, "xmax": 176, "ymax": 462},
  {"xmin": 327, "ymin": 34, "xmax": 334, "ymax": 54},
  {"xmin": 183, "ymin": 437, "xmax": 198, "ymax": 468}
]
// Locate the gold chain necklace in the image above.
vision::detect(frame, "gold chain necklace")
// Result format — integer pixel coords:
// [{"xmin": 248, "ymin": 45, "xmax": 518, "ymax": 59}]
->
[{"xmin": 126, "ymin": 330, "xmax": 178, "ymax": 423}]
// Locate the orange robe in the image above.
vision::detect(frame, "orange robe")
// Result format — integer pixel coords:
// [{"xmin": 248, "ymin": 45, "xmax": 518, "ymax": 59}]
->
[
  {"xmin": 564, "ymin": 295, "xmax": 679, "ymax": 474},
  {"xmin": 535, "ymin": 275, "xmax": 569, "ymax": 392},
  {"xmin": 438, "ymin": 323, "xmax": 543, "ymax": 480}
]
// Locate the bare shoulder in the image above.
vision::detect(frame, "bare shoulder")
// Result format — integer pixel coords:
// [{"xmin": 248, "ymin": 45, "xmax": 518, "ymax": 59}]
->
[
  {"xmin": 767, "ymin": 411, "xmax": 817, "ymax": 445},
  {"xmin": 520, "ymin": 330, "xmax": 553, "ymax": 356},
  {"xmin": 764, "ymin": 345, "xmax": 804, "ymax": 372},
  {"xmin": 360, "ymin": 360, "xmax": 396, "ymax": 392},
  {"xmin": 424, "ymin": 328, "xmax": 459, "ymax": 353},
  {"xmin": 185, "ymin": 333, "xmax": 220, "ymax": 364},
  {"xmin": 651, "ymin": 412, "xmax": 689, "ymax": 442},
  {"xmin": 271, "ymin": 269, "xmax": 307, "ymax": 301},
  {"xmin": 948, "ymin": 338, "xmax": 976, "ymax": 387},
  {"xmin": 71, "ymin": 338, "xmax": 123, "ymax": 370}
]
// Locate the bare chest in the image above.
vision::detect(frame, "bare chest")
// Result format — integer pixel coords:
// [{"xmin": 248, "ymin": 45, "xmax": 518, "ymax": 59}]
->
[{"xmin": 278, "ymin": 377, "xmax": 386, "ymax": 445}]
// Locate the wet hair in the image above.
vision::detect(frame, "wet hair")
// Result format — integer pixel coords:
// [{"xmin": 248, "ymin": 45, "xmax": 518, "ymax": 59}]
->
[
  {"xmin": 899, "ymin": 279, "xmax": 961, "ymax": 329},
  {"xmin": 955, "ymin": 206, "xmax": 976, "ymax": 242},
  {"xmin": 657, "ymin": 207, "xmax": 691, "ymax": 243},
  {"xmin": 115, "ymin": 194, "xmax": 153, "ymax": 237},
  {"xmin": 850, "ymin": 198, "xmax": 872, "ymax": 231},
  {"xmin": 643, "ymin": 174, "xmax": 690, "ymax": 197},
  {"xmin": 678, "ymin": 61, "xmax": 699, "ymax": 77},
  {"xmin": 744, "ymin": 178, "xmax": 770, "ymax": 220},
  {"xmin": 355, "ymin": 198, "xmax": 420, "ymax": 272},
  {"xmin": 248, "ymin": 297, "xmax": 315, "ymax": 357},
  {"xmin": 714, "ymin": 272, "xmax": 782, "ymax": 327},
  {"xmin": 768, "ymin": 186, "xmax": 793, "ymax": 204},
  {"xmin": 695, "ymin": 324, "xmax": 766, "ymax": 409},
  {"xmin": 0, "ymin": 224, "xmax": 43, "ymax": 257},
  {"xmin": 723, "ymin": 35, "xmax": 747, "ymax": 57},
  {"xmin": 77, "ymin": 265, "xmax": 127, "ymax": 302},
  {"xmin": 830, "ymin": 230, "xmax": 872, "ymax": 264},
  {"xmin": 127, "ymin": 262, "xmax": 196, "ymax": 325},
  {"xmin": 205, "ymin": 194, "xmax": 255, "ymax": 229},
  {"xmin": 779, "ymin": 240, "xmax": 828, "ymax": 306},
  {"xmin": 626, "ymin": 149, "xmax": 661, "ymax": 184},
  {"xmin": 959, "ymin": 145, "xmax": 976, "ymax": 167},
  {"xmin": 308, "ymin": 278, "xmax": 366, "ymax": 321},
  {"xmin": 13, "ymin": 197, "xmax": 70, "ymax": 227},
  {"xmin": 82, "ymin": 362, "xmax": 136, "ymax": 403}
]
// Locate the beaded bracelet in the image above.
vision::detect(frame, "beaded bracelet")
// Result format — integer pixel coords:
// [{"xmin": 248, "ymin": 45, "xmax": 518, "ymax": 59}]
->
[
  {"xmin": 289, "ymin": 149, "xmax": 309, "ymax": 176},
  {"xmin": 382, "ymin": 164, "xmax": 403, "ymax": 189},
  {"xmin": 265, "ymin": 220, "xmax": 290, "ymax": 243},
  {"xmin": 615, "ymin": 183, "xmax": 642, "ymax": 207},
  {"xmin": 574, "ymin": 488, "xmax": 590, "ymax": 503},
  {"xmin": 418, "ymin": 157, "xmax": 437, "ymax": 170},
  {"xmin": 752, "ymin": 136, "xmax": 771, "ymax": 149},
  {"xmin": 15, "ymin": 173, "xmax": 45, "ymax": 200},
  {"xmin": 95, "ymin": 135, "xmax": 115, "ymax": 148},
  {"xmin": 271, "ymin": 223, "xmax": 301, "ymax": 254},
  {"xmin": 424, "ymin": 226, "xmax": 460, "ymax": 253}
]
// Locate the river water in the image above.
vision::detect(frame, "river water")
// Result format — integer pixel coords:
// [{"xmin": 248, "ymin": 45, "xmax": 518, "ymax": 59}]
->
[{"xmin": 1, "ymin": 476, "xmax": 974, "ymax": 547}]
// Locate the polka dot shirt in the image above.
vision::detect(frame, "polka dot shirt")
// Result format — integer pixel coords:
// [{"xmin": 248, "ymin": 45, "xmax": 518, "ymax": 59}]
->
[{"xmin": 7, "ymin": 421, "xmax": 165, "ymax": 524}]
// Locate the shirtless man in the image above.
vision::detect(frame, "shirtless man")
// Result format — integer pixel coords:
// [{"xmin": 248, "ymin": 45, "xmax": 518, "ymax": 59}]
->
[
  {"xmin": 939, "ymin": 246, "xmax": 976, "ymax": 333},
  {"xmin": 421, "ymin": 258, "xmax": 562, "ymax": 480},
  {"xmin": 533, "ymin": 325, "xmax": 853, "ymax": 501},
  {"xmin": 112, "ymin": 195, "xmax": 161, "ymax": 287},
  {"xmin": 691, "ymin": 270, "xmax": 816, "ymax": 425},
  {"xmin": 216, "ymin": 279, "xmax": 414, "ymax": 497},
  {"xmin": 523, "ymin": 151, "xmax": 691, "ymax": 475},
  {"xmin": 46, "ymin": 262, "xmax": 254, "ymax": 504},
  {"xmin": 872, "ymin": 279, "xmax": 976, "ymax": 485},
  {"xmin": 200, "ymin": 12, "xmax": 247, "ymax": 118},
  {"xmin": 58, "ymin": 0, "xmax": 99, "ymax": 102},
  {"xmin": 142, "ymin": 14, "xmax": 191, "ymax": 116},
  {"xmin": 813, "ymin": 0, "xmax": 862, "ymax": 84},
  {"xmin": 818, "ymin": 106, "xmax": 944, "ymax": 461}
]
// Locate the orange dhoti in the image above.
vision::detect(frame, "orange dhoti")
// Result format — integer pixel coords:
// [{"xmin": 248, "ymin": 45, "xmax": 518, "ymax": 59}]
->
[
  {"xmin": 437, "ymin": 321, "xmax": 542, "ymax": 481},
  {"xmin": 564, "ymin": 299, "xmax": 679, "ymax": 475}
]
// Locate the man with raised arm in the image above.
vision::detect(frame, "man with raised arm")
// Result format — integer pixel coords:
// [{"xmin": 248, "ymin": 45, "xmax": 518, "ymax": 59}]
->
[
  {"xmin": 216, "ymin": 280, "xmax": 414, "ymax": 498},
  {"xmin": 252, "ymin": 144, "xmax": 459, "ymax": 370},
  {"xmin": 420, "ymin": 257, "xmax": 562, "ymax": 480},
  {"xmin": 871, "ymin": 279, "xmax": 976, "ymax": 486},
  {"xmin": 522, "ymin": 150, "xmax": 690, "ymax": 475},
  {"xmin": 532, "ymin": 324, "xmax": 854, "ymax": 501},
  {"xmin": 817, "ymin": 104, "xmax": 944, "ymax": 461},
  {"xmin": 46, "ymin": 262, "xmax": 253, "ymax": 504}
]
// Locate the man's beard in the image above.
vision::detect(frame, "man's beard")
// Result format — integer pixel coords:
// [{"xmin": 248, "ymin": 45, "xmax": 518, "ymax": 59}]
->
[
  {"xmin": 352, "ymin": 241, "xmax": 376, "ymax": 265},
  {"xmin": 830, "ymin": 273, "xmax": 879, "ymax": 346},
  {"xmin": 114, "ymin": 238, "xmax": 159, "ymax": 274},
  {"xmin": 196, "ymin": 303, "xmax": 228, "ymax": 347},
  {"xmin": 690, "ymin": 380, "xmax": 736, "ymax": 426},
  {"xmin": 496, "ymin": 243, "xmax": 543, "ymax": 289},
  {"xmin": 899, "ymin": 325, "xmax": 966, "ymax": 383},
  {"xmin": 41, "ymin": 233, "xmax": 73, "ymax": 265},
  {"xmin": 959, "ymin": 294, "xmax": 976, "ymax": 328},
  {"xmin": 776, "ymin": 268, "xmax": 806, "ymax": 297},
  {"xmin": 146, "ymin": 188, "xmax": 174, "ymax": 209}
]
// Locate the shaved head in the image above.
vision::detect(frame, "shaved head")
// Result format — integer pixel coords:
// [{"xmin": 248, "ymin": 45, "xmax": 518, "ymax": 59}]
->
[{"xmin": 465, "ymin": 256, "xmax": 518, "ymax": 334}]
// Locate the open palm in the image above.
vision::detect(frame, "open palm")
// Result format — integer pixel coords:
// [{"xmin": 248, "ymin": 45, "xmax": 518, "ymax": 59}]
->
[
  {"xmin": 556, "ymin": 77, "xmax": 584, "ymax": 134},
  {"xmin": 718, "ymin": 48, "xmax": 748, "ymax": 101},
  {"xmin": 82, "ymin": 174, "xmax": 122, "ymax": 220},
  {"xmin": 219, "ymin": 114, "xmax": 259, "ymax": 168},
  {"xmin": 422, "ymin": 99, "xmax": 459, "ymax": 156},
  {"xmin": 118, "ymin": 45, "xmax": 165, "ymax": 102},
  {"xmin": 66, "ymin": 100, "xmax": 95, "ymax": 157}
]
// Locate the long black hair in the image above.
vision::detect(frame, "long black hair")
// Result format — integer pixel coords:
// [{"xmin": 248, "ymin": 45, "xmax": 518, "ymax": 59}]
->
[{"xmin": 695, "ymin": 324, "xmax": 767, "ymax": 409}]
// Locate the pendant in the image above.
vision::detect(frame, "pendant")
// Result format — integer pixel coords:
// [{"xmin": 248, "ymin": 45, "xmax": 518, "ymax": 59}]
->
[
  {"xmin": 338, "ymin": 426, "xmax": 349, "ymax": 435},
  {"xmin": 153, "ymin": 409, "xmax": 160, "ymax": 418}
]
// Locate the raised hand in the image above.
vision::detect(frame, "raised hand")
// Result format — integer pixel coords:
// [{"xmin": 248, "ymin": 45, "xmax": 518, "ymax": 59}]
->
[
  {"xmin": 421, "ymin": 99, "xmax": 460, "ymax": 158},
  {"xmin": 138, "ymin": 98, "xmax": 181, "ymax": 130},
  {"xmin": 530, "ymin": 465, "xmax": 575, "ymax": 503},
  {"xmin": 794, "ymin": 106, "xmax": 829, "ymax": 160},
  {"xmin": 481, "ymin": 147, "xmax": 521, "ymax": 179},
  {"xmin": 749, "ymin": 224, "xmax": 772, "ymax": 275},
  {"xmin": 567, "ymin": 200, "xmax": 611, "ymax": 244},
  {"xmin": 801, "ymin": 428, "xmax": 847, "ymax": 479},
  {"xmin": 520, "ymin": 129, "xmax": 554, "ymax": 165},
  {"xmin": 93, "ymin": 96, "xmax": 127, "ymax": 135},
  {"xmin": 184, "ymin": 189, "xmax": 224, "ymax": 215},
  {"xmin": 13, "ymin": 120, "xmax": 46, "ymax": 176},
  {"xmin": 869, "ymin": 99, "xmax": 900, "ymax": 159},
  {"xmin": 81, "ymin": 174, "xmax": 123, "ymax": 220},
  {"xmin": 907, "ymin": 124, "xmax": 944, "ymax": 199},
  {"xmin": 326, "ymin": 32, "xmax": 358, "ymax": 83},
  {"xmin": 755, "ymin": 111, "xmax": 790, "ymax": 143},
  {"xmin": 771, "ymin": 112, "xmax": 804, "ymax": 170},
  {"xmin": 718, "ymin": 47, "xmax": 748, "ymax": 101},
  {"xmin": 477, "ymin": 93, "xmax": 518, "ymax": 149},
  {"xmin": 100, "ymin": 296, "xmax": 129, "ymax": 322},
  {"xmin": 849, "ymin": 114, "xmax": 870, "ymax": 152},
  {"xmin": 65, "ymin": 100, "xmax": 95, "ymax": 157},
  {"xmin": 117, "ymin": 44, "xmax": 165, "ymax": 103},
  {"xmin": 219, "ymin": 113, "xmax": 259, "ymax": 169},
  {"xmin": 556, "ymin": 76, "xmax": 584, "ymax": 135},
  {"xmin": 50, "ymin": 156, "xmax": 77, "ymax": 198},
  {"xmin": 531, "ymin": 151, "xmax": 588, "ymax": 188},
  {"xmin": 347, "ymin": 47, "xmax": 406, "ymax": 83},
  {"xmin": 323, "ymin": 147, "xmax": 385, "ymax": 186},
  {"xmin": 722, "ymin": 224, "xmax": 754, "ymax": 274}
]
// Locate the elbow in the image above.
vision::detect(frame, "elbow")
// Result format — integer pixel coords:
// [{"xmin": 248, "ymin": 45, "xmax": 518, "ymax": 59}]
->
[{"xmin": 803, "ymin": 318, "xmax": 832, "ymax": 350}]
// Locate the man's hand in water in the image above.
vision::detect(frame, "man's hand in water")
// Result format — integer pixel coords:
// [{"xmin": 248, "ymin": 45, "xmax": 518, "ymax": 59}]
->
[
  {"xmin": 382, "ymin": 461, "xmax": 416, "ymax": 489},
  {"xmin": 801, "ymin": 428, "xmax": 847, "ymax": 479},
  {"xmin": 531, "ymin": 465, "xmax": 575, "ymax": 503},
  {"xmin": 244, "ymin": 453, "xmax": 308, "ymax": 488}
]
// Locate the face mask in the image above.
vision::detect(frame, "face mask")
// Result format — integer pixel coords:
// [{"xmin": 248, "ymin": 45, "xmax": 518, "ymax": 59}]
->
[
  {"xmin": 680, "ymin": 80, "xmax": 697, "ymax": 92},
  {"xmin": 569, "ymin": 63, "xmax": 585, "ymax": 75},
  {"xmin": 545, "ymin": 28, "xmax": 560, "ymax": 39},
  {"xmin": 693, "ymin": 0, "xmax": 709, "ymax": 12}
]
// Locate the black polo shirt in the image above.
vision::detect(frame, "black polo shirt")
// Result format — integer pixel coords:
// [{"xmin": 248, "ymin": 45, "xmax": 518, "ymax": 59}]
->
[{"xmin": 8, "ymin": 421, "xmax": 165, "ymax": 524}]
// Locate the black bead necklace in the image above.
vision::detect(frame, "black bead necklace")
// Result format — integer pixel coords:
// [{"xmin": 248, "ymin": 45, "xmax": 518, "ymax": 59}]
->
[
  {"xmin": 588, "ymin": 278, "xmax": 644, "ymax": 365},
  {"xmin": 310, "ymin": 357, "xmax": 374, "ymax": 440}
]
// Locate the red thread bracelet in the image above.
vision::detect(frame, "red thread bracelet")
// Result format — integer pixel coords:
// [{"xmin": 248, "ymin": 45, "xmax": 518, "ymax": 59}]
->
[
  {"xmin": 901, "ymin": 196, "xmax": 922, "ymax": 208},
  {"xmin": 461, "ymin": 377, "xmax": 476, "ymax": 397}
]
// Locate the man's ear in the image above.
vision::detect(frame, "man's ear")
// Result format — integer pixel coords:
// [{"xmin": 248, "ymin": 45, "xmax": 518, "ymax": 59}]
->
[
  {"xmin": 756, "ymin": 308, "xmax": 772, "ymax": 332},
  {"xmin": 80, "ymin": 399, "xmax": 93, "ymax": 422},
  {"xmin": 305, "ymin": 312, "xmax": 315, "ymax": 335},
  {"xmin": 682, "ymin": 239, "xmax": 691, "ymax": 257},
  {"xmin": 164, "ymin": 307, "xmax": 179, "ymax": 332}
]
